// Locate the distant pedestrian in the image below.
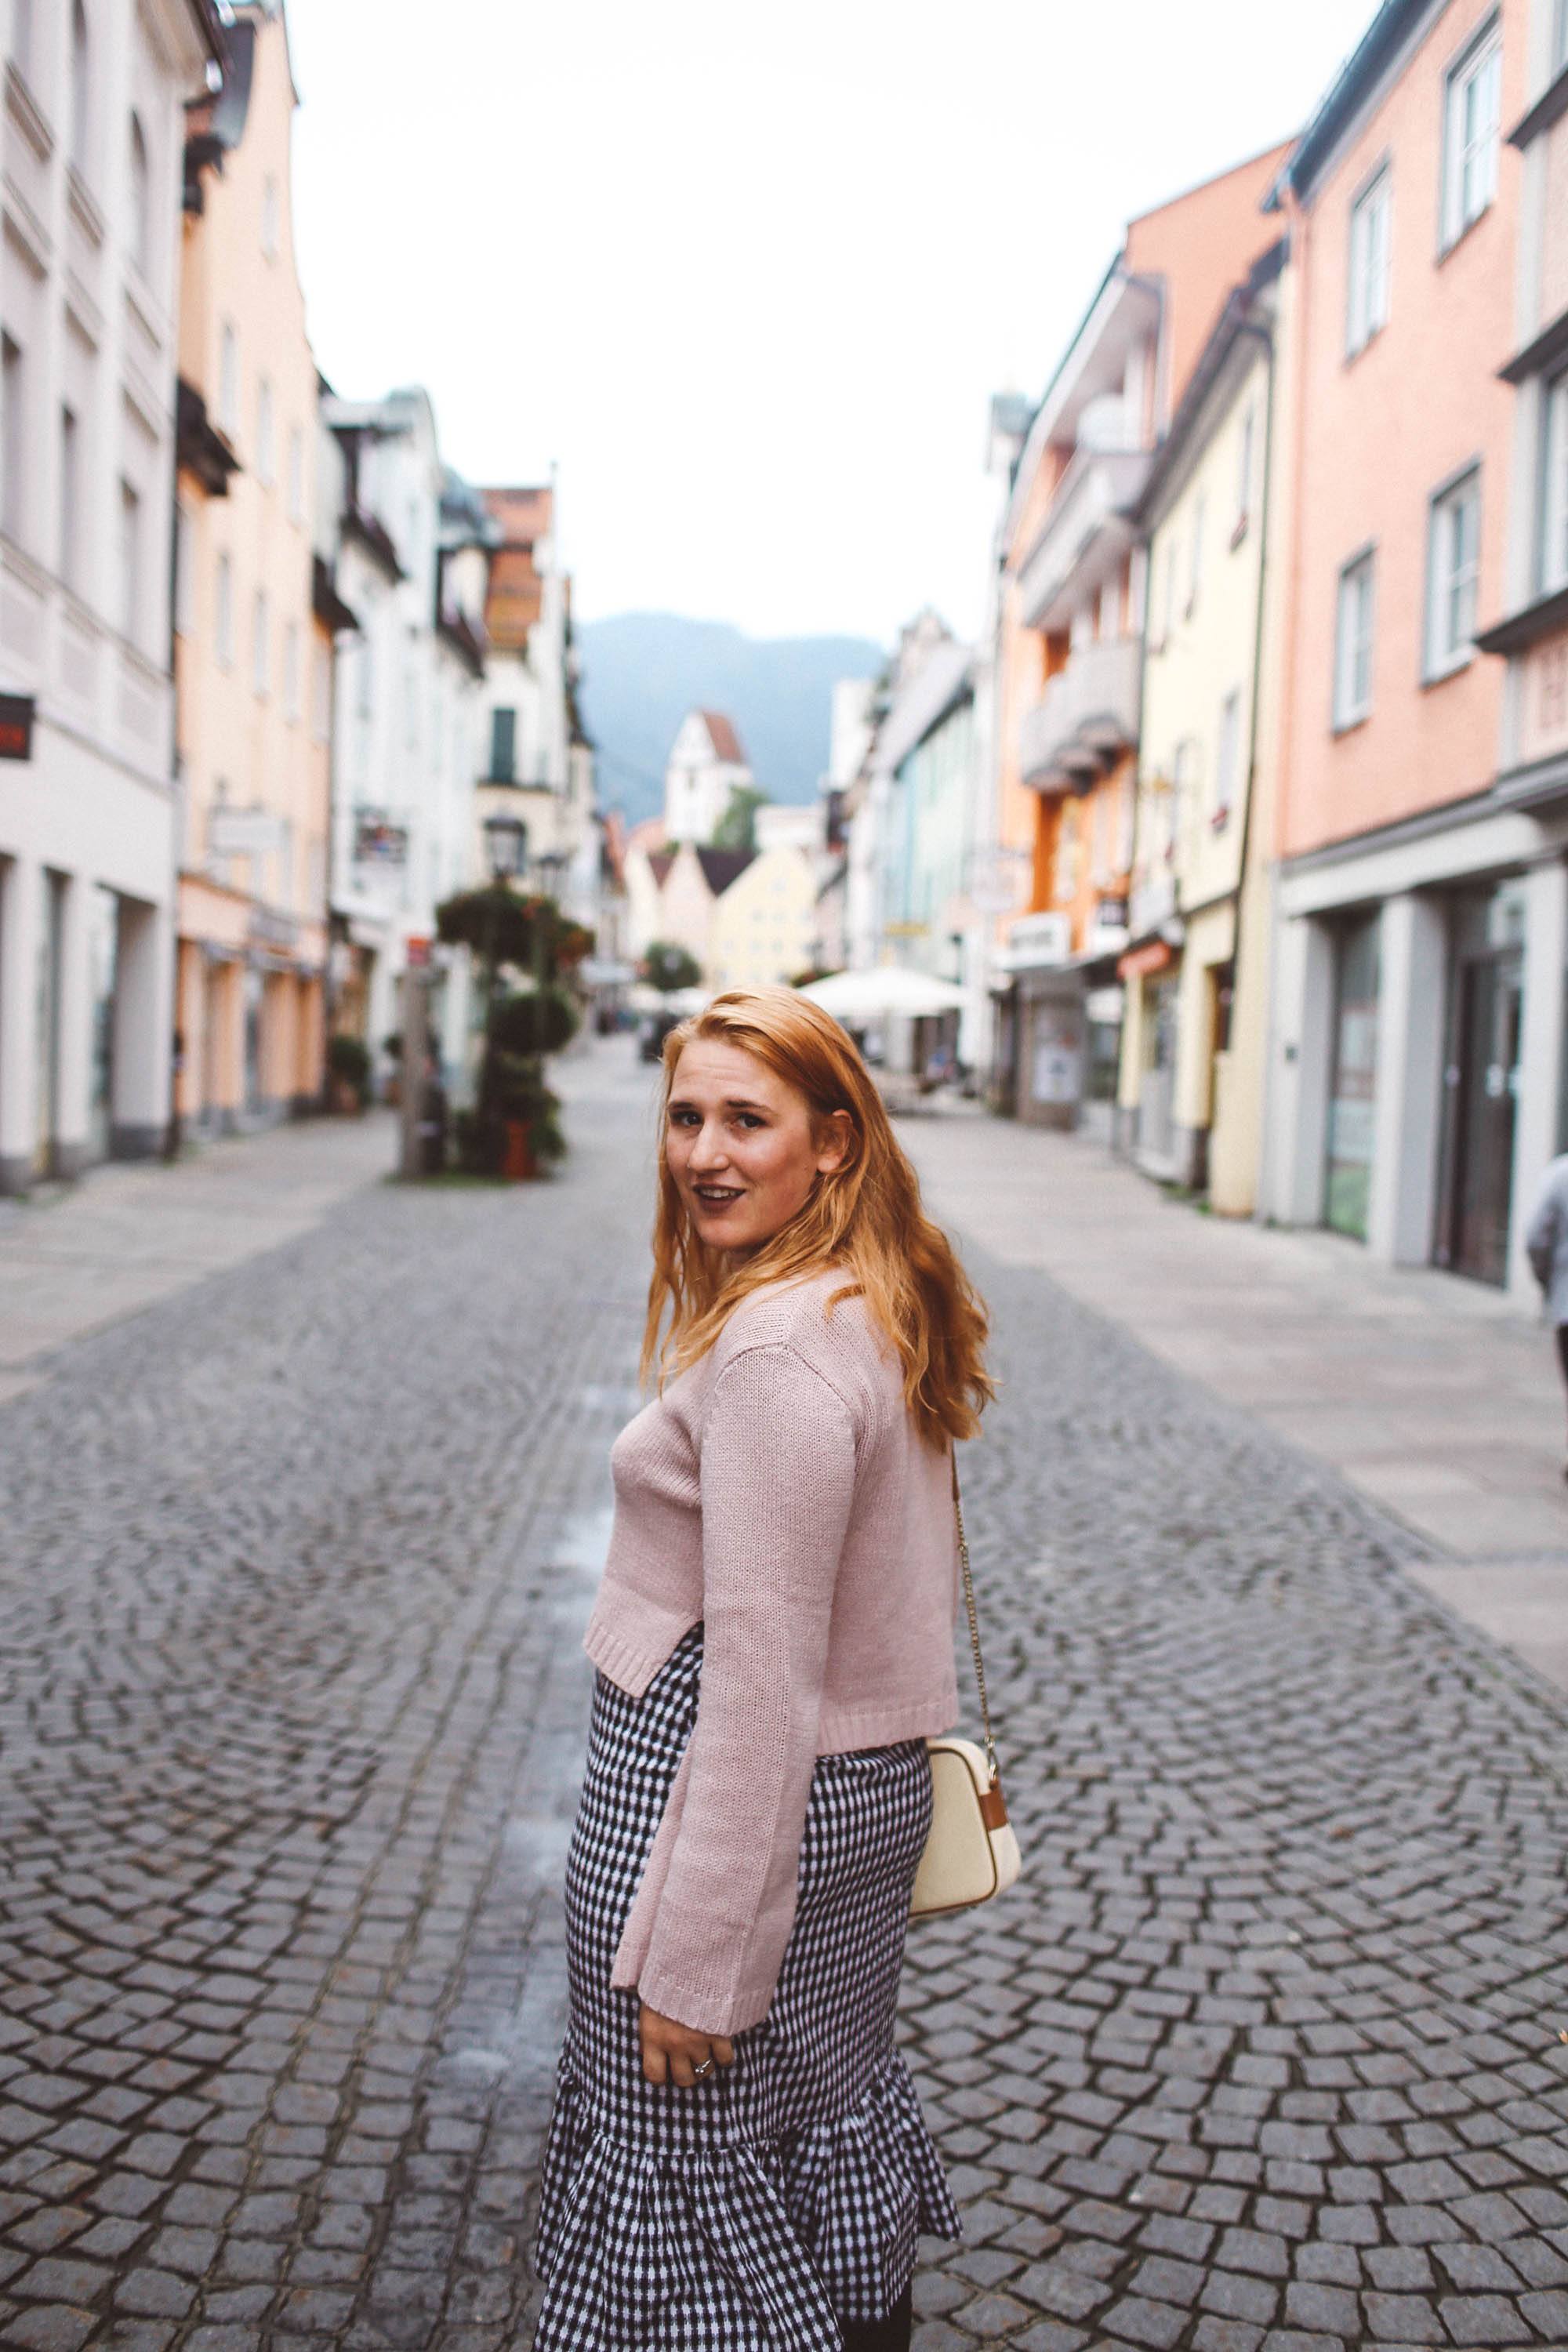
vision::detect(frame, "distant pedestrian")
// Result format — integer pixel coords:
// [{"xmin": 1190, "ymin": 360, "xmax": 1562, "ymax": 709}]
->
[
  {"xmin": 532, "ymin": 986, "xmax": 994, "ymax": 2351},
  {"xmin": 1526, "ymin": 1152, "xmax": 1568, "ymax": 1478}
]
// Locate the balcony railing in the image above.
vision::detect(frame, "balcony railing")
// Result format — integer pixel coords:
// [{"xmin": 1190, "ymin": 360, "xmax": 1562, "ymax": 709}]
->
[
  {"xmin": 1014, "ymin": 448, "xmax": 1152, "ymax": 631},
  {"xmin": 1019, "ymin": 636, "xmax": 1142, "ymax": 792}
]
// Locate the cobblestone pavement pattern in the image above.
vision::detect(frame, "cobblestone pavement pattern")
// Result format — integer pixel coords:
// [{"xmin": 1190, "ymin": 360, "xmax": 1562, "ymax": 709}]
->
[{"xmin": 1, "ymin": 1045, "xmax": 1566, "ymax": 2352}]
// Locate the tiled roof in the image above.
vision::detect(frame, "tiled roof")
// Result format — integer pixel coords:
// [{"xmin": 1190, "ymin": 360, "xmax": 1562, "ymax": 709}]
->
[
  {"xmin": 696, "ymin": 710, "xmax": 746, "ymax": 764},
  {"xmin": 696, "ymin": 848, "xmax": 755, "ymax": 896}
]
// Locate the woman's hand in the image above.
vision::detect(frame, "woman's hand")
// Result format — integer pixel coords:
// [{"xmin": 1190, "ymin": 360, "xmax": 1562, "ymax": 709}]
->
[{"xmin": 638, "ymin": 2002, "xmax": 735, "ymax": 2088}]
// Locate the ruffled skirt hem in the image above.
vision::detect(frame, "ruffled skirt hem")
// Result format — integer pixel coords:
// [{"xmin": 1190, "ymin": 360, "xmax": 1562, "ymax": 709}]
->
[{"xmin": 533, "ymin": 2054, "xmax": 960, "ymax": 2351}]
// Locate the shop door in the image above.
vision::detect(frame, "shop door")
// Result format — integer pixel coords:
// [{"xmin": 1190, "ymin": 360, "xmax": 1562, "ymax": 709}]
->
[
  {"xmin": 32, "ymin": 872, "xmax": 63, "ymax": 1178},
  {"xmin": 243, "ymin": 967, "xmax": 264, "ymax": 1114},
  {"xmin": 88, "ymin": 887, "xmax": 119, "ymax": 1163},
  {"xmin": 1324, "ymin": 915, "xmax": 1380, "ymax": 1240},
  {"xmin": 1443, "ymin": 949, "xmax": 1523, "ymax": 1285},
  {"xmin": 1139, "ymin": 978, "xmax": 1178, "ymax": 1163}
]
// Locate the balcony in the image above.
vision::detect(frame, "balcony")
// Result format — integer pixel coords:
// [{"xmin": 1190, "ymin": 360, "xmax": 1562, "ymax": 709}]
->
[
  {"xmin": 1019, "ymin": 637, "xmax": 1142, "ymax": 793},
  {"xmin": 1015, "ymin": 447, "xmax": 1152, "ymax": 632}
]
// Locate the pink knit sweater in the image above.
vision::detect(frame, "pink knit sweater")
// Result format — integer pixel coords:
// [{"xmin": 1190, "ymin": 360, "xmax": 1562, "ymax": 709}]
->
[{"xmin": 583, "ymin": 1268, "xmax": 960, "ymax": 2037}]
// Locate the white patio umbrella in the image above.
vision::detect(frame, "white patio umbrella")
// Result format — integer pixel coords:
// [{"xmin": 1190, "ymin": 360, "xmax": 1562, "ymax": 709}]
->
[{"xmin": 800, "ymin": 967, "xmax": 968, "ymax": 1023}]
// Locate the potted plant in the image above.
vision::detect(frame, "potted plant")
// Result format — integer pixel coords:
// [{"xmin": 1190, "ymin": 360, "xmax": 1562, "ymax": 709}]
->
[{"xmin": 325, "ymin": 1033, "xmax": 372, "ymax": 1115}]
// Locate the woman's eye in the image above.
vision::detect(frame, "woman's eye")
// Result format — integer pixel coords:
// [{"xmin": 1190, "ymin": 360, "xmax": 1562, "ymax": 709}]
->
[{"xmin": 735, "ymin": 1114, "xmax": 764, "ymax": 1130}]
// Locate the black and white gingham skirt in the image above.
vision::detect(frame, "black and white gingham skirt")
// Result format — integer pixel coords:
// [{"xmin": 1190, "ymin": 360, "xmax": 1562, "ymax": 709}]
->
[{"xmin": 532, "ymin": 1627, "xmax": 960, "ymax": 2350}]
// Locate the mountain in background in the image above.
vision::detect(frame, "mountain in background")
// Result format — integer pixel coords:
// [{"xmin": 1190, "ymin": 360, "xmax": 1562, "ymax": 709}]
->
[{"xmin": 575, "ymin": 613, "xmax": 885, "ymax": 826}]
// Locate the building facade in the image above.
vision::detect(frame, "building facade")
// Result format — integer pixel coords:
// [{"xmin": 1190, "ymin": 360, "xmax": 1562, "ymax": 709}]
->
[
  {"xmin": 0, "ymin": 0, "xmax": 224, "ymax": 1189},
  {"xmin": 989, "ymin": 145, "xmax": 1291, "ymax": 1132},
  {"xmin": 475, "ymin": 484, "xmax": 599, "ymax": 932},
  {"xmin": 663, "ymin": 708, "xmax": 751, "ymax": 845},
  {"xmin": 1260, "ymin": 0, "xmax": 1539, "ymax": 1298},
  {"xmin": 1117, "ymin": 245, "xmax": 1285, "ymax": 1207},
  {"xmin": 322, "ymin": 387, "xmax": 482, "ymax": 1088},
  {"xmin": 174, "ymin": 0, "xmax": 328, "ymax": 1132}
]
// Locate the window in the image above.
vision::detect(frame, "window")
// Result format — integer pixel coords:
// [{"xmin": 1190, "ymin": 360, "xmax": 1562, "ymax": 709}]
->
[
  {"xmin": 218, "ymin": 321, "xmax": 238, "ymax": 437},
  {"xmin": 312, "ymin": 645, "xmax": 330, "ymax": 743},
  {"xmin": 261, "ymin": 175, "xmax": 279, "ymax": 261},
  {"xmin": 173, "ymin": 500, "xmax": 194, "ymax": 637},
  {"xmin": 252, "ymin": 588, "xmax": 269, "ymax": 696},
  {"xmin": 1346, "ymin": 167, "xmax": 1392, "ymax": 355},
  {"xmin": 1425, "ymin": 469, "xmax": 1480, "ymax": 675},
  {"xmin": 1441, "ymin": 20, "xmax": 1502, "ymax": 250},
  {"xmin": 1214, "ymin": 691, "xmax": 1242, "ymax": 828},
  {"xmin": 1186, "ymin": 491, "xmax": 1206, "ymax": 616},
  {"xmin": 256, "ymin": 378, "xmax": 274, "ymax": 486},
  {"xmin": 118, "ymin": 478, "xmax": 140, "ymax": 645},
  {"xmin": 283, "ymin": 621, "xmax": 300, "ymax": 720},
  {"xmin": 70, "ymin": 0, "xmax": 90, "ymax": 172},
  {"xmin": 58, "ymin": 405, "xmax": 80, "ymax": 588},
  {"xmin": 490, "ymin": 706, "xmax": 517, "ymax": 780},
  {"xmin": 287, "ymin": 426, "xmax": 304, "ymax": 525},
  {"xmin": 128, "ymin": 113, "xmax": 150, "ymax": 277},
  {"xmin": 215, "ymin": 550, "xmax": 234, "ymax": 667},
  {"xmin": 1334, "ymin": 550, "xmax": 1377, "ymax": 728},
  {"xmin": 1232, "ymin": 405, "xmax": 1256, "ymax": 541},
  {"xmin": 2, "ymin": 333, "xmax": 24, "ymax": 544},
  {"xmin": 1544, "ymin": 375, "xmax": 1568, "ymax": 595}
]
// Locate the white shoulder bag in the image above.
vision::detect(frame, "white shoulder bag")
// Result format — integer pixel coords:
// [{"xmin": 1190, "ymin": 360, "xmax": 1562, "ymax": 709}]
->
[{"xmin": 910, "ymin": 1453, "xmax": 1022, "ymax": 1918}]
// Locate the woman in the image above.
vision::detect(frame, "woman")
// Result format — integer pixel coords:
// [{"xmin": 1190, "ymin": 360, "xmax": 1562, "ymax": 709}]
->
[{"xmin": 533, "ymin": 986, "xmax": 993, "ymax": 2351}]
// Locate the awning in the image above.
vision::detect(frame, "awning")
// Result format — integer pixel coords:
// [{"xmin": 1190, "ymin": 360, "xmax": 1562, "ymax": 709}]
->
[{"xmin": 1118, "ymin": 938, "xmax": 1175, "ymax": 979}]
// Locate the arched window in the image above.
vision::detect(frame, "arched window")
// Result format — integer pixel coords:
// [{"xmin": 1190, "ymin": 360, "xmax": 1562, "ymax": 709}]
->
[
  {"xmin": 128, "ymin": 113, "xmax": 149, "ymax": 275},
  {"xmin": 70, "ymin": 0, "xmax": 90, "ymax": 172}
]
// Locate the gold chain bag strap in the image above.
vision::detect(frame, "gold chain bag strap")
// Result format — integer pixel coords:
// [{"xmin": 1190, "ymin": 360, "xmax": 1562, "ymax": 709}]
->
[{"xmin": 909, "ymin": 1452, "xmax": 1022, "ymax": 1917}]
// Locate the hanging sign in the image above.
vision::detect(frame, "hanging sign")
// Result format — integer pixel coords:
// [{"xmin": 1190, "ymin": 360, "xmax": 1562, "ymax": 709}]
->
[{"xmin": 0, "ymin": 693, "xmax": 35, "ymax": 760}]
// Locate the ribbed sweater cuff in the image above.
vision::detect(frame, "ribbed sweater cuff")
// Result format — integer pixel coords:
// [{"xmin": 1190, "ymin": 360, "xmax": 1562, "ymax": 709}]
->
[{"xmin": 633, "ymin": 1951, "xmax": 778, "ymax": 2041}]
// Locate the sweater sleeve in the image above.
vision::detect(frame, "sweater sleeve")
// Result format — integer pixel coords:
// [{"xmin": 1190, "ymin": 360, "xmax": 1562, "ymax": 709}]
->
[{"xmin": 632, "ymin": 1341, "xmax": 858, "ymax": 2037}]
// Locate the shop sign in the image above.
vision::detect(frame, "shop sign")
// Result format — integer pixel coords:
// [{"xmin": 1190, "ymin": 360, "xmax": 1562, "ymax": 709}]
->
[
  {"xmin": 210, "ymin": 806, "xmax": 285, "ymax": 858},
  {"xmin": 0, "ymin": 692, "xmax": 34, "ymax": 760},
  {"xmin": 354, "ymin": 811, "xmax": 409, "ymax": 866}
]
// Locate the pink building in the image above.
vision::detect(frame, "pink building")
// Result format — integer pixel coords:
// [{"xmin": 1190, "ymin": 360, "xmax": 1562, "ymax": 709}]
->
[{"xmin": 1260, "ymin": 0, "xmax": 1564, "ymax": 1305}]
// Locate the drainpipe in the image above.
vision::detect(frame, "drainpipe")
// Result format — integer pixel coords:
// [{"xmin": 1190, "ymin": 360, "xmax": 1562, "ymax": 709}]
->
[{"xmin": 1223, "ymin": 298, "xmax": 1278, "ymax": 1197}]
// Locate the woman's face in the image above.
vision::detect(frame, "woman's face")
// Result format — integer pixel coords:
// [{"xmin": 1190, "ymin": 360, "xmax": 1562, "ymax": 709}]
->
[{"xmin": 666, "ymin": 1038, "xmax": 850, "ymax": 1256}]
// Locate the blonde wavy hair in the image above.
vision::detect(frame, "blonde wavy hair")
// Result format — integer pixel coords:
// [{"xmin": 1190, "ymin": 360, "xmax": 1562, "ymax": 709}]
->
[{"xmin": 641, "ymin": 986, "xmax": 993, "ymax": 1448}]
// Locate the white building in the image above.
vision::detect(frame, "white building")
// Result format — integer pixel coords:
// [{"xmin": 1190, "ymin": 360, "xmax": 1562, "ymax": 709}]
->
[
  {"xmin": 664, "ymin": 708, "xmax": 752, "ymax": 844},
  {"xmin": 322, "ymin": 387, "xmax": 485, "ymax": 1085},
  {"xmin": 475, "ymin": 483, "xmax": 599, "ymax": 933},
  {"xmin": 0, "ymin": 0, "xmax": 226, "ymax": 1191}
]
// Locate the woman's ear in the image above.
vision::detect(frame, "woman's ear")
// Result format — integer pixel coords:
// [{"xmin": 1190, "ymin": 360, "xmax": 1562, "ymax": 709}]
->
[{"xmin": 815, "ymin": 1111, "xmax": 853, "ymax": 1176}]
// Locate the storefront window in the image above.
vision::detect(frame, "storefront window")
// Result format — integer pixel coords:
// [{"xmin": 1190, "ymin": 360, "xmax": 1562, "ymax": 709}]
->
[{"xmin": 1324, "ymin": 913, "xmax": 1380, "ymax": 1239}]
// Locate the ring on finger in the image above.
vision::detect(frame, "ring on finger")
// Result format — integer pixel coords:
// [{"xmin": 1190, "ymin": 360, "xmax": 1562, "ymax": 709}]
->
[{"xmin": 692, "ymin": 2056, "xmax": 715, "ymax": 2078}]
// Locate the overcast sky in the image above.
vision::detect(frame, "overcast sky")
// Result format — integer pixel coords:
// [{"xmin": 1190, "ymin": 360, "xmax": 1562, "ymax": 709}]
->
[{"xmin": 285, "ymin": 1, "xmax": 1375, "ymax": 648}]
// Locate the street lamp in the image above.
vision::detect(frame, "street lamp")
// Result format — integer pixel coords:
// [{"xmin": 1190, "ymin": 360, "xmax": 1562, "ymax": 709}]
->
[{"xmin": 484, "ymin": 811, "xmax": 528, "ymax": 881}]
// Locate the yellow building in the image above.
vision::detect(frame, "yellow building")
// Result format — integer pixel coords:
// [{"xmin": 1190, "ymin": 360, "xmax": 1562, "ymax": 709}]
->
[
  {"xmin": 708, "ymin": 844, "xmax": 816, "ymax": 991},
  {"xmin": 172, "ymin": 1, "xmax": 328, "ymax": 1129},
  {"xmin": 1117, "ymin": 245, "xmax": 1286, "ymax": 1211}
]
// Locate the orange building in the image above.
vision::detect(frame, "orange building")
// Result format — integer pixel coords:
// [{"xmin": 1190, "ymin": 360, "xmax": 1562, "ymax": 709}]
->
[
  {"xmin": 989, "ymin": 145, "xmax": 1290, "ymax": 1127},
  {"xmin": 172, "ymin": 2, "xmax": 328, "ymax": 1131},
  {"xmin": 1260, "ymin": 0, "xmax": 1549, "ymax": 1301}
]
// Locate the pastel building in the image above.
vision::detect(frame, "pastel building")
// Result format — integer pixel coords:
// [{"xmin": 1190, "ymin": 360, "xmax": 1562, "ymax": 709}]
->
[
  {"xmin": 175, "ymin": 0, "xmax": 328, "ymax": 1130},
  {"xmin": 989, "ymin": 144, "xmax": 1291, "ymax": 1131},
  {"xmin": 0, "ymin": 0, "xmax": 225, "ymax": 1189},
  {"xmin": 708, "ymin": 841, "xmax": 816, "ymax": 991},
  {"xmin": 1118, "ymin": 242, "xmax": 1286, "ymax": 1208},
  {"xmin": 663, "ymin": 709, "xmax": 751, "ymax": 845},
  {"xmin": 475, "ymin": 484, "xmax": 600, "ymax": 929},
  {"xmin": 323, "ymin": 387, "xmax": 485, "ymax": 1085},
  {"xmin": 1261, "ymin": 0, "xmax": 1541, "ymax": 1297}
]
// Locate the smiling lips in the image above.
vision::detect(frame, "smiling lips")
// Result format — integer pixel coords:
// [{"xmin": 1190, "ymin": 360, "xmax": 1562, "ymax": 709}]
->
[{"xmin": 693, "ymin": 1185, "xmax": 745, "ymax": 1208}]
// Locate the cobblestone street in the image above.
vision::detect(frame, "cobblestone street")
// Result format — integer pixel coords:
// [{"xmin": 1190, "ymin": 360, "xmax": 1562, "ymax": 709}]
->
[{"xmin": 2, "ymin": 1043, "xmax": 1567, "ymax": 2352}]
